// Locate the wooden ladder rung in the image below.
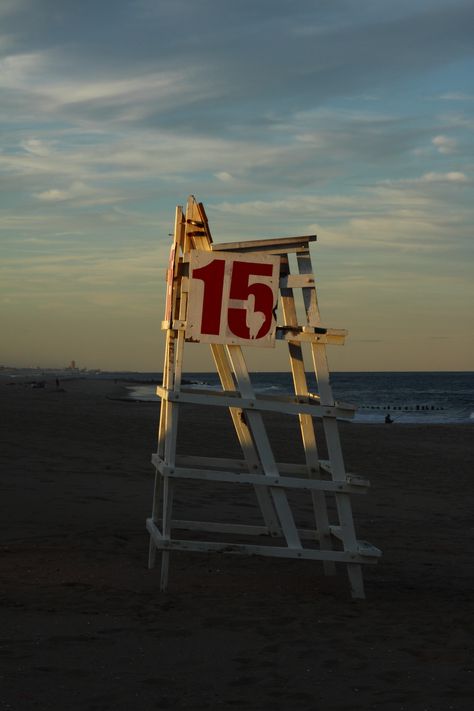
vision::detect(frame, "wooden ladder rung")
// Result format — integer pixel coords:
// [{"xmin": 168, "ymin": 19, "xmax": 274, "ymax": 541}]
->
[{"xmin": 151, "ymin": 454, "xmax": 370, "ymax": 494}]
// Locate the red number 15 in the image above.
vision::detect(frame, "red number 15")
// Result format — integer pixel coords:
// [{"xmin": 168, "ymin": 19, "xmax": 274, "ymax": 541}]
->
[{"xmin": 192, "ymin": 258, "xmax": 275, "ymax": 340}]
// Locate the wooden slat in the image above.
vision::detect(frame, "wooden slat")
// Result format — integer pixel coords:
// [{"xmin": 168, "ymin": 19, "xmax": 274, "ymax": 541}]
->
[
  {"xmin": 146, "ymin": 520, "xmax": 378, "ymax": 564},
  {"xmin": 149, "ymin": 519, "xmax": 379, "ymax": 557},
  {"xmin": 171, "ymin": 520, "xmax": 319, "ymax": 540},
  {"xmin": 211, "ymin": 234, "xmax": 316, "ymax": 254},
  {"xmin": 177, "ymin": 454, "xmax": 312, "ymax": 476},
  {"xmin": 159, "ymin": 204, "xmax": 189, "ymax": 590},
  {"xmin": 171, "ymin": 519, "xmax": 272, "ymax": 537},
  {"xmin": 170, "ymin": 455, "xmax": 369, "ymax": 488},
  {"xmin": 279, "ymin": 274, "xmax": 316, "ymax": 289},
  {"xmin": 276, "ymin": 328, "xmax": 347, "ymax": 346},
  {"xmin": 176, "ymin": 454, "xmax": 248, "ymax": 472},
  {"xmin": 152, "ymin": 457, "xmax": 369, "ymax": 494},
  {"xmin": 279, "ymin": 255, "xmax": 336, "ymax": 574},
  {"xmin": 169, "ymin": 319, "xmax": 348, "ymax": 345},
  {"xmin": 150, "ymin": 207, "xmax": 182, "ymax": 559},
  {"xmin": 156, "ymin": 385, "xmax": 355, "ymax": 419},
  {"xmin": 174, "ymin": 453, "xmax": 314, "ymax": 476},
  {"xmin": 226, "ymin": 345, "xmax": 303, "ymax": 549}
]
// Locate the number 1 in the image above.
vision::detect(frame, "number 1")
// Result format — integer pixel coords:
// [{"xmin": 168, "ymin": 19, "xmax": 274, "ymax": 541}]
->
[{"xmin": 191, "ymin": 258, "xmax": 225, "ymax": 335}]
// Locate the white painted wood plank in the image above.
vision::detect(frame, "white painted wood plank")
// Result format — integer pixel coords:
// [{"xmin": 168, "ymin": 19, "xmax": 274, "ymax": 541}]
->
[
  {"xmin": 159, "ymin": 454, "xmax": 369, "ymax": 488},
  {"xmin": 149, "ymin": 519, "xmax": 379, "ymax": 556},
  {"xmin": 226, "ymin": 344, "xmax": 303, "ymax": 550},
  {"xmin": 210, "ymin": 343, "xmax": 281, "ymax": 535},
  {"xmin": 169, "ymin": 520, "xmax": 321, "ymax": 542},
  {"xmin": 158, "ymin": 203, "xmax": 188, "ymax": 590},
  {"xmin": 153, "ymin": 461, "xmax": 368, "ymax": 494},
  {"xmin": 279, "ymin": 257, "xmax": 335, "ymax": 574},
  {"xmin": 170, "ymin": 520, "xmax": 272, "ymax": 536},
  {"xmin": 276, "ymin": 329, "xmax": 347, "ymax": 345},
  {"xmin": 170, "ymin": 321, "xmax": 347, "ymax": 345},
  {"xmin": 279, "ymin": 274, "xmax": 316, "ymax": 289},
  {"xmin": 156, "ymin": 385, "xmax": 355, "ymax": 419},
  {"xmin": 175, "ymin": 454, "xmax": 248, "ymax": 471},
  {"xmin": 211, "ymin": 234, "xmax": 316, "ymax": 254},
  {"xmin": 150, "ymin": 205, "xmax": 185, "ymax": 576},
  {"xmin": 146, "ymin": 521, "xmax": 378, "ymax": 564},
  {"xmin": 171, "ymin": 520, "xmax": 318, "ymax": 541},
  {"xmin": 174, "ymin": 453, "xmax": 308, "ymax": 476}
]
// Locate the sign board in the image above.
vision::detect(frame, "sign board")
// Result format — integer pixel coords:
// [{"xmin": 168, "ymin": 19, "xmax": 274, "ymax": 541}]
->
[{"xmin": 185, "ymin": 250, "xmax": 280, "ymax": 347}]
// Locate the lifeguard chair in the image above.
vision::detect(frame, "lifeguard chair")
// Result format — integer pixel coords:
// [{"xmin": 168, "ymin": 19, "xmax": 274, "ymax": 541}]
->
[{"xmin": 147, "ymin": 196, "xmax": 380, "ymax": 598}]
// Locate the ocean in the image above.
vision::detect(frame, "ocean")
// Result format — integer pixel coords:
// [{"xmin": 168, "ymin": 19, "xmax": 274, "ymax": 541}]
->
[
  {"xmin": 3, "ymin": 368, "xmax": 472, "ymax": 424},
  {"xmin": 124, "ymin": 371, "xmax": 474, "ymax": 425}
]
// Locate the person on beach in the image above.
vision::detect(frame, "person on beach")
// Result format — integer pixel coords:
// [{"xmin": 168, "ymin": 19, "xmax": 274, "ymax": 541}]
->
[{"xmin": 385, "ymin": 413, "xmax": 393, "ymax": 424}]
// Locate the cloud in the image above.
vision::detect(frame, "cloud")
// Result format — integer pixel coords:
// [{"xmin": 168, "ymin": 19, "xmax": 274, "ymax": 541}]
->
[
  {"xmin": 210, "ymin": 167, "xmax": 473, "ymax": 256},
  {"xmin": 39, "ymin": 70, "xmax": 201, "ymax": 116},
  {"xmin": 1, "ymin": 2, "xmax": 473, "ymax": 135},
  {"xmin": 211, "ymin": 185, "xmax": 439, "ymax": 221},
  {"xmin": 438, "ymin": 92, "xmax": 474, "ymax": 101},
  {"xmin": 0, "ymin": 51, "xmax": 46, "ymax": 86},
  {"xmin": 419, "ymin": 171, "xmax": 468, "ymax": 183},
  {"xmin": 436, "ymin": 111, "xmax": 474, "ymax": 130},
  {"xmin": 379, "ymin": 171, "xmax": 470, "ymax": 187},
  {"xmin": 33, "ymin": 180, "xmax": 124, "ymax": 206},
  {"xmin": 0, "ymin": 52, "xmax": 209, "ymax": 128},
  {"xmin": 432, "ymin": 135, "xmax": 457, "ymax": 154},
  {"xmin": 20, "ymin": 138, "xmax": 51, "ymax": 156},
  {"xmin": 34, "ymin": 181, "xmax": 90, "ymax": 202},
  {"xmin": 215, "ymin": 171, "xmax": 233, "ymax": 182}
]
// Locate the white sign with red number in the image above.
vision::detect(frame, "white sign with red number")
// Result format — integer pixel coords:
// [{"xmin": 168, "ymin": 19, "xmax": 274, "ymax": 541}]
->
[{"xmin": 185, "ymin": 250, "xmax": 280, "ymax": 347}]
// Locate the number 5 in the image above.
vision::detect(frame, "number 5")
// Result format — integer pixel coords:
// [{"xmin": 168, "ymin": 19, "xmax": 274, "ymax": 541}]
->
[{"xmin": 228, "ymin": 261, "xmax": 275, "ymax": 339}]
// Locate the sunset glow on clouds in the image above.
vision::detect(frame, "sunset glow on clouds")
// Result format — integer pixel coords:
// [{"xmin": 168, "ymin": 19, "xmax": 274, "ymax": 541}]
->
[{"xmin": 1, "ymin": 0, "xmax": 473, "ymax": 370}]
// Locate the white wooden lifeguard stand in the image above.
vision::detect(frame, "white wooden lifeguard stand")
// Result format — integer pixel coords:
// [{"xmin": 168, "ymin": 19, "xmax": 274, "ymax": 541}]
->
[{"xmin": 147, "ymin": 196, "xmax": 380, "ymax": 599}]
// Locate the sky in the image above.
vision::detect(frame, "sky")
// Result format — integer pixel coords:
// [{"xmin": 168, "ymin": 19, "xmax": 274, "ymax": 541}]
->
[{"xmin": 1, "ymin": 0, "xmax": 473, "ymax": 372}]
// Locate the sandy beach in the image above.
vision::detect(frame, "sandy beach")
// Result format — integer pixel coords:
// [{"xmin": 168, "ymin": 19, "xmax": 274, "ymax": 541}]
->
[{"xmin": 1, "ymin": 376, "xmax": 473, "ymax": 710}]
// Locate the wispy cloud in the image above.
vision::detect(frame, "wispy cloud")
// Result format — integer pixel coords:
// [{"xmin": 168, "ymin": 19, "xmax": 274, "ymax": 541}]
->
[
  {"xmin": 381, "ymin": 171, "xmax": 470, "ymax": 186},
  {"xmin": 20, "ymin": 138, "xmax": 52, "ymax": 156},
  {"xmin": 211, "ymin": 170, "xmax": 472, "ymax": 255},
  {"xmin": 0, "ymin": 49, "xmax": 214, "ymax": 128},
  {"xmin": 438, "ymin": 92, "xmax": 474, "ymax": 101},
  {"xmin": 432, "ymin": 134, "xmax": 458, "ymax": 154},
  {"xmin": 419, "ymin": 170, "xmax": 467, "ymax": 183},
  {"xmin": 34, "ymin": 180, "xmax": 125, "ymax": 206}
]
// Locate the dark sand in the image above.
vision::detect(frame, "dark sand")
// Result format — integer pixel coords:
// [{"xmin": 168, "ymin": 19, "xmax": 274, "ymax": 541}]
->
[{"xmin": 1, "ymin": 377, "xmax": 473, "ymax": 710}]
